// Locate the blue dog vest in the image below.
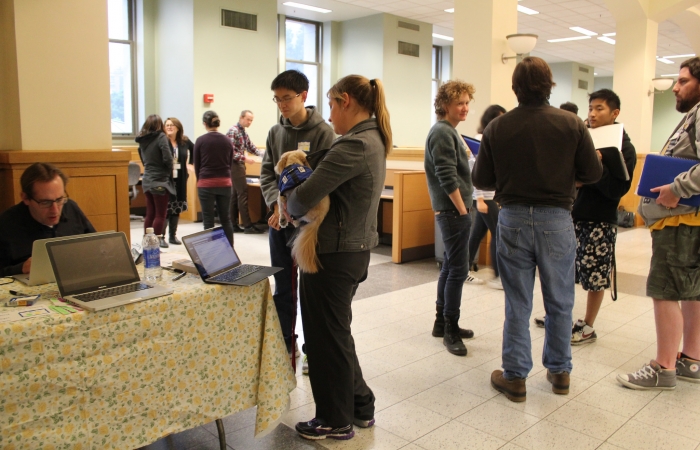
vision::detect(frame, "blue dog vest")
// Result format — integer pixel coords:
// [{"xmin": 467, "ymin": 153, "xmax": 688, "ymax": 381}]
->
[{"xmin": 278, "ymin": 163, "xmax": 313, "ymax": 194}]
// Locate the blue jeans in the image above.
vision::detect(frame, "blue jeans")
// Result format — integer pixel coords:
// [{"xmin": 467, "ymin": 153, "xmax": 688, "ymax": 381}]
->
[
  {"xmin": 197, "ymin": 187, "xmax": 234, "ymax": 245},
  {"xmin": 269, "ymin": 225, "xmax": 298, "ymax": 351},
  {"xmin": 468, "ymin": 199, "xmax": 500, "ymax": 277},
  {"xmin": 498, "ymin": 205, "xmax": 575, "ymax": 379},
  {"xmin": 436, "ymin": 211, "xmax": 472, "ymax": 316}
]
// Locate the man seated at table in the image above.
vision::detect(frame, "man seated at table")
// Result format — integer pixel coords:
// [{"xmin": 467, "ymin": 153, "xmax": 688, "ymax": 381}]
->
[{"xmin": 0, "ymin": 162, "xmax": 95, "ymax": 276}]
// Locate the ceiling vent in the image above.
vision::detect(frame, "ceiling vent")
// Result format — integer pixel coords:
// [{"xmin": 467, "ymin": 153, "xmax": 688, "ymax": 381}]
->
[
  {"xmin": 398, "ymin": 41, "xmax": 420, "ymax": 57},
  {"xmin": 578, "ymin": 66, "xmax": 590, "ymax": 73},
  {"xmin": 578, "ymin": 79, "xmax": 589, "ymax": 90},
  {"xmin": 398, "ymin": 21, "xmax": 420, "ymax": 32},
  {"xmin": 221, "ymin": 9, "xmax": 257, "ymax": 31}
]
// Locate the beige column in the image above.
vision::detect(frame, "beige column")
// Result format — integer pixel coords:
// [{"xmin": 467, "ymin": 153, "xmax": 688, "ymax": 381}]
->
[
  {"xmin": 453, "ymin": 0, "xmax": 518, "ymax": 135},
  {"xmin": 610, "ymin": 14, "xmax": 658, "ymax": 153},
  {"xmin": 0, "ymin": 0, "xmax": 112, "ymax": 151}
]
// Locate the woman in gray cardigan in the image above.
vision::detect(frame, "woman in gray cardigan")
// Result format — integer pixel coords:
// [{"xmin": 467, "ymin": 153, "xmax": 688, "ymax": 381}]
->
[{"xmin": 135, "ymin": 114, "xmax": 174, "ymax": 245}]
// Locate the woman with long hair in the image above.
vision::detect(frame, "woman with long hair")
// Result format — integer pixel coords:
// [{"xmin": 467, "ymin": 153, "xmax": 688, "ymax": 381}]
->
[
  {"xmin": 193, "ymin": 111, "xmax": 234, "ymax": 245},
  {"xmin": 468, "ymin": 104, "xmax": 506, "ymax": 288},
  {"xmin": 135, "ymin": 114, "xmax": 174, "ymax": 244},
  {"xmin": 162, "ymin": 117, "xmax": 194, "ymax": 246},
  {"xmin": 286, "ymin": 75, "xmax": 392, "ymax": 441}
]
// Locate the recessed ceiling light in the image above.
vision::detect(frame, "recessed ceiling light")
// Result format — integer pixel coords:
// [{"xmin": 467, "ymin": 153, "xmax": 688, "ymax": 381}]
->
[
  {"xmin": 570, "ymin": 27, "xmax": 597, "ymax": 36},
  {"xmin": 547, "ymin": 36, "xmax": 592, "ymax": 43},
  {"xmin": 445, "ymin": 8, "xmax": 454, "ymax": 13},
  {"xmin": 517, "ymin": 5, "xmax": 539, "ymax": 14},
  {"xmin": 597, "ymin": 36, "xmax": 615, "ymax": 45},
  {"xmin": 661, "ymin": 73, "xmax": 679, "ymax": 77},
  {"xmin": 432, "ymin": 33, "xmax": 454, "ymax": 41},
  {"xmin": 663, "ymin": 53, "xmax": 696, "ymax": 59},
  {"xmin": 602, "ymin": 32, "xmax": 616, "ymax": 37},
  {"xmin": 594, "ymin": 73, "xmax": 598, "ymax": 75},
  {"xmin": 657, "ymin": 57, "xmax": 674, "ymax": 64},
  {"xmin": 282, "ymin": 2, "xmax": 331, "ymax": 13}
]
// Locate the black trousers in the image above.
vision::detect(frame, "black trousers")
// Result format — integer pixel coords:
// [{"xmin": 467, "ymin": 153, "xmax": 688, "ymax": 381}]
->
[
  {"xmin": 229, "ymin": 163, "xmax": 252, "ymax": 227},
  {"xmin": 300, "ymin": 251, "xmax": 375, "ymax": 427}
]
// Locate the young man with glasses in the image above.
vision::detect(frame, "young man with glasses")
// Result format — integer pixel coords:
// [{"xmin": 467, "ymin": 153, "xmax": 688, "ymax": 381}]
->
[
  {"xmin": 0, "ymin": 162, "xmax": 95, "ymax": 277},
  {"xmin": 260, "ymin": 70, "xmax": 335, "ymax": 368}
]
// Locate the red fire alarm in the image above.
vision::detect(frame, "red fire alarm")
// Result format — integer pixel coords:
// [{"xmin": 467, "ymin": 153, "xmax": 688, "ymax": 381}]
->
[{"xmin": 203, "ymin": 93, "xmax": 214, "ymax": 103}]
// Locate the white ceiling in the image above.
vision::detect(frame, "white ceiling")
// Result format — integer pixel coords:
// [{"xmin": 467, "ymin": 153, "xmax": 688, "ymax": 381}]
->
[{"xmin": 277, "ymin": 0, "xmax": 697, "ymax": 78}]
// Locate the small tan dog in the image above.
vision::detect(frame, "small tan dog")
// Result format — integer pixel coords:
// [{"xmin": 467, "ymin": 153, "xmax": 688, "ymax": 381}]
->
[{"xmin": 275, "ymin": 150, "xmax": 330, "ymax": 273}]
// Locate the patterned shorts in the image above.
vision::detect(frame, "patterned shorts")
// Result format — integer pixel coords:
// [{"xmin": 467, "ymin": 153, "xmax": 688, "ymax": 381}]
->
[{"xmin": 575, "ymin": 220, "xmax": 617, "ymax": 291}]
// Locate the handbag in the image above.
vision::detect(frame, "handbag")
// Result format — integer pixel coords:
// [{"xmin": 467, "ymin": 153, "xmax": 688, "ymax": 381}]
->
[
  {"xmin": 167, "ymin": 200, "xmax": 188, "ymax": 215},
  {"xmin": 617, "ymin": 206, "xmax": 635, "ymax": 228}
]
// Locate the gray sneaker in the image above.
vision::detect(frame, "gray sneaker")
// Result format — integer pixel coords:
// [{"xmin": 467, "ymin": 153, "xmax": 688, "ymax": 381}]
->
[
  {"xmin": 676, "ymin": 354, "xmax": 700, "ymax": 383},
  {"xmin": 617, "ymin": 360, "xmax": 676, "ymax": 390}
]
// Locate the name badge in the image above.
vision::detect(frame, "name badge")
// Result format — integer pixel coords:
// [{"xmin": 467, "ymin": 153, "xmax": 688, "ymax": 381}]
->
[
  {"xmin": 173, "ymin": 163, "xmax": 181, "ymax": 178},
  {"xmin": 298, "ymin": 142, "xmax": 310, "ymax": 153}
]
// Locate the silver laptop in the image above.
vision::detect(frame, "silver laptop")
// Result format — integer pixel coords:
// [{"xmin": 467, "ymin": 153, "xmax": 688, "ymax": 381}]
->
[
  {"xmin": 45, "ymin": 232, "xmax": 173, "ymax": 312},
  {"xmin": 13, "ymin": 232, "xmax": 112, "ymax": 286},
  {"xmin": 182, "ymin": 227, "xmax": 282, "ymax": 286}
]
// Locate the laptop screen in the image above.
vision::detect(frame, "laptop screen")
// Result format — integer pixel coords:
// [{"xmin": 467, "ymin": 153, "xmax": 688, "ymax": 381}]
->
[
  {"xmin": 46, "ymin": 232, "xmax": 140, "ymax": 295},
  {"xmin": 184, "ymin": 228, "xmax": 240, "ymax": 277}
]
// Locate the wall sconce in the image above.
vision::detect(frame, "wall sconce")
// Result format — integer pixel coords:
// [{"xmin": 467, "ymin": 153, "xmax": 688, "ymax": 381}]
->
[
  {"xmin": 501, "ymin": 34, "xmax": 538, "ymax": 64},
  {"xmin": 648, "ymin": 77, "xmax": 674, "ymax": 96}
]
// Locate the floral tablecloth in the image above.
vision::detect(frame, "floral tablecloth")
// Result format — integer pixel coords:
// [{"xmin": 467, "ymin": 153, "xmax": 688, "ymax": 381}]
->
[{"xmin": 0, "ymin": 274, "xmax": 296, "ymax": 449}]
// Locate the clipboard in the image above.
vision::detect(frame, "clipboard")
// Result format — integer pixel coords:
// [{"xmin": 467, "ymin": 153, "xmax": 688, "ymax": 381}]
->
[
  {"xmin": 588, "ymin": 124, "xmax": 629, "ymax": 181},
  {"xmin": 637, "ymin": 154, "xmax": 700, "ymax": 207}
]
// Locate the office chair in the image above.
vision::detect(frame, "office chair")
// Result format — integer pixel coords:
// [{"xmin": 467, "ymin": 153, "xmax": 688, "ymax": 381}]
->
[{"xmin": 128, "ymin": 162, "xmax": 144, "ymax": 221}]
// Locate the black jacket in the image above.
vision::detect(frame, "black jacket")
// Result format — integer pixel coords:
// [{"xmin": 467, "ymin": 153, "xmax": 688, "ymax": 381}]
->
[
  {"xmin": 573, "ymin": 129, "xmax": 637, "ymax": 224},
  {"xmin": 0, "ymin": 200, "xmax": 95, "ymax": 276},
  {"xmin": 170, "ymin": 138, "xmax": 194, "ymax": 202},
  {"xmin": 136, "ymin": 131, "xmax": 175, "ymax": 195}
]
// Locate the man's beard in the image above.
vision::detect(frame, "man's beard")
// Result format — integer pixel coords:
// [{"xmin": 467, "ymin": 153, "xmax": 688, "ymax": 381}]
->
[{"xmin": 676, "ymin": 92, "xmax": 700, "ymax": 113}]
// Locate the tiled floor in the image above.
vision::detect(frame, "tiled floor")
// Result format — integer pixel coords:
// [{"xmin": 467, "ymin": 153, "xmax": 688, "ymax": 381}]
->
[{"xmin": 134, "ymin": 220, "xmax": 700, "ymax": 450}]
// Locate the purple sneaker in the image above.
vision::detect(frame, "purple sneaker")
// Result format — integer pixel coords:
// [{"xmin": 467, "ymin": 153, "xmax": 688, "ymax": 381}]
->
[{"xmin": 296, "ymin": 418, "xmax": 355, "ymax": 440}]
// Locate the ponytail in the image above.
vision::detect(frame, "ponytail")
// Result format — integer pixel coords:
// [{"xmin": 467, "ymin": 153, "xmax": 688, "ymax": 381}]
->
[
  {"xmin": 328, "ymin": 75, "xmax": 393, "ymax": 157},
  {"xmin": 370, "ymin": 79, "xmax": 393, "ymax": 156}
]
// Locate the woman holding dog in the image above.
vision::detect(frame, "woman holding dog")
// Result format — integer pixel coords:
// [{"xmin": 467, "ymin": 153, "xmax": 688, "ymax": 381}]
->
[{"xmin": 286, "ymin": 75, "xmax": 392, "ymax": 441}]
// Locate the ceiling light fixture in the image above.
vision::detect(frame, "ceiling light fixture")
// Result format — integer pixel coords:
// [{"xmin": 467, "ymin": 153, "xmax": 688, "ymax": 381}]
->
[
  {"xmin": 282, "ymin": 2, "xmax": 331, "ymax": 13},
  {"xmin": 597, "ymin": 36, "xmax": 615, "ymax": 45},
  {"xmin": 517, "ymin": 5, "xmax": 539, "ymax": 15},
  {"xmin": 661, "ymin": 73, "xmax": 679, "ymax": 77},
  {"xmin": 656, "ymin": 57, "xmax": 674, "ymax": 64},
  {"xmin": 663, "ymin": 53, "xmax": 696, "ymax": 59},
  {"xmin": 602, "ymin": 32, "xmax": 616, "ymax": 37},
  {"xmin": 648, "ymin": 77, "xmax": 674, "ymax": 95},
  {"xmin": 445, "ymin": 8, "xmax": 454, "ymax": 13},
  {"xmin": 432, "ymin": 33, "xmax": 454, "ymax": 41},
  {"xmin": 570, "ymin": 27, "xmax": 597, "ymax": 36},
  {"xmin": 502, "ymin": 33, "xmax": 538, "ymax": 64},
  {"xmin": 547, "ymin": 36, "xmax": 591, "ymax": 43}
]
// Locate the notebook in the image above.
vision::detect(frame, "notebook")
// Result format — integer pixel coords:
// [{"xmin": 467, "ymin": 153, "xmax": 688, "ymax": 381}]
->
[
  {"xmin": 182, "ymin": 227, "xmax": 282, "ymax": 286},
  {"xmin": 588, "ymin": 123, "xmax": 629, "ymax": 181},
  {"xmin": 13, "ymin": 232, "xmax": 112, "ymax": 286},
  {"xmin": 45, "ymin": 232, "xmax": 173, "ymax": 312},
  {"xmin": 637, "ymin": 154, "xmax": 700, "ymax": 207},
  {"xmin": 462, "ymin": 135, "xmax": 481, "ymax": 156}
]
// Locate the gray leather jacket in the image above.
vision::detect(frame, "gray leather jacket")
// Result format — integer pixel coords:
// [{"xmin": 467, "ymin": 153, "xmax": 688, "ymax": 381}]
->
[{"xmin": 287, "ymin": 119, "xmax": 386, "ymax": 254}]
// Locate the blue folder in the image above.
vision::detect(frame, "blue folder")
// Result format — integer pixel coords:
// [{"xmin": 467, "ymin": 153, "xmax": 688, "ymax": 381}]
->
[
  {"xmin": 462, "ymin": 135, "xmax": 480, "ymax": 156},
  {"xmin": 637, "ymin": 154, "xmax": 700, "ymax": 207}
]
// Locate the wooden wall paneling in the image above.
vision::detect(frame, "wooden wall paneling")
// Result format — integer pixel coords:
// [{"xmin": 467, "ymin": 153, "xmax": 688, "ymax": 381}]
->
[{"xmin": 392, "ymin": 171, "xmax": 434, "ymax": 263}]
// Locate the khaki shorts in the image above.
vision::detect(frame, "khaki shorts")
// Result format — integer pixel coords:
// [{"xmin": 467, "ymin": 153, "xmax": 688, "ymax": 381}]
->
[{"xmin": 648, "ymin": 224, "xmax": 700, "ymax": 301}]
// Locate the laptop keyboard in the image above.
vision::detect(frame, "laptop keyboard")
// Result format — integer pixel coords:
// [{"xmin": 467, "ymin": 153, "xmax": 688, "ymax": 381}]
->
[
  {"xmin": 210, "ymin": 265, "xmax": 264, "ymax": 283},
  {"xmin": 73, "ymin": 282, "xmax": 151, "ymax": 302}
]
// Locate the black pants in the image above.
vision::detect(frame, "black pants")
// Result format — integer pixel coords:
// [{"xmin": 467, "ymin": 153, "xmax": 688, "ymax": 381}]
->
[
  {"xmin": 467, "ymin": 199, "xmax": 500, "ymax": 277},
  {"xmin": 269, "ymin": 225, "xmax": 297, "ymax": 351},
  {"xmin": 300, "ymin": 251, "xmax": 375, "ymax": 427},
  {"xmin": 229, "ymin": 163, "xmax": 253, "ymax": 228}
]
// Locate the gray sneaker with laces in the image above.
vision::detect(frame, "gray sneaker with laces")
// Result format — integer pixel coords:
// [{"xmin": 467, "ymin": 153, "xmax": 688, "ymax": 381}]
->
[
  {"xmin": 617, "ymin": 360, "xmax": 676, "ymax": 390},
  {"xmin": 676, "ymin": 354, "xmax": 700, "ymax": 383}
]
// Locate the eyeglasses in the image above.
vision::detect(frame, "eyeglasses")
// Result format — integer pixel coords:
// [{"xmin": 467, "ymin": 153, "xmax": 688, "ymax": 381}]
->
[
  {"xmin": 272, "ymin": 93, "xmax": 301, "ymax": 104},
  {"xmin": 165, "ymin": 124, "xmax": 177, "ymax": 127},
  {"xmin": 31, "ymin": 196, "xmax": 69, "ymax": 209}
]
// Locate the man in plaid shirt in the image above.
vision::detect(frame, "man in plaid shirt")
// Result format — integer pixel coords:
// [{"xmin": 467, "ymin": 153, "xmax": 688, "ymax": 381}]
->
[{"xmin": 227, "ymin": 110, "xmax": 267, "ymax": 234}]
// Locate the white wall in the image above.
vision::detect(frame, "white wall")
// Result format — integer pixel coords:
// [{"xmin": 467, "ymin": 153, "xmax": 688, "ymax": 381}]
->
[
  {"xmin": 192, "ymin": 0, "xmax": 279, "ymax": 145},
  {"xmin": 594, "ymin": 76, "xmax": 613, "ymax": 91},
  {"xmin": 549, "ymin": 62, "xmax": 574, "ymax": 113},
  {"xmin": 381, "ymin": 14, "xmax": 432, "ymax": 147},
  {"xmin": 338, "ymin": 14, "xmax": 384, "ymax": 80},
  {"xmin": 651, "ymin": 85, "xmax": 684, "ymax": 152},
  {"xmin": 321, "ymin": 20, "xmax": 341, "ymax": 120},
  {"xmin": 156, "ymin": 0, "xmax": 194, "ymax": 138},
  {"xmin": 570, "ymin": 63, "xmax": 594, "ymax": 121}
]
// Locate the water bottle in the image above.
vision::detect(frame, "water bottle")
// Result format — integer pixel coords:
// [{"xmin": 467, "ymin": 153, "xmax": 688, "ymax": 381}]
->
[{"xmin": 142, "ymin": 227, "xmax": 162, "ymax": 281}]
